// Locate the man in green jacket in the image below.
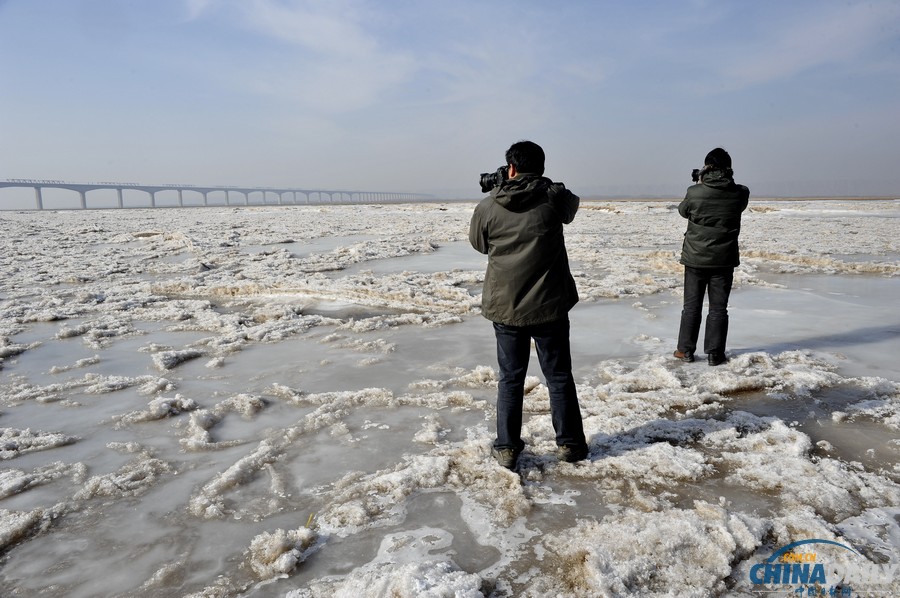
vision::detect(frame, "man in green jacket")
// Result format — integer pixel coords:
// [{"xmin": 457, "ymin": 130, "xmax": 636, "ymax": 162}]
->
[
  {"xmin": 674, "ymin": 147, "xmax": 750, "ymax": 366},
  {"xmin": 469, "ymin": 140, "xmax": 588, "ymax": 470}
]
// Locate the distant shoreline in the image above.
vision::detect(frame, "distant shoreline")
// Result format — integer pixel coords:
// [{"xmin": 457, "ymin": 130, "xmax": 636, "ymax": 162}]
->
[
  {"xmin": 442, "ymin": 196, "xmax": 900, "ymax": 203},
  {"xmin": 580, "ymin": 196, "xmax": 900, "ymax": 203},
  {"xmin": 2, "ymin": 195, "xmax": 897, "ymax": 211}
]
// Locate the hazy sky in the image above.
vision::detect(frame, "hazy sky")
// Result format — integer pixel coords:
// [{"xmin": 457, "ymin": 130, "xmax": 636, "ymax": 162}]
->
[{"xmin": 2, "ymin": 0, "xmax": 899, "ymax": 199}]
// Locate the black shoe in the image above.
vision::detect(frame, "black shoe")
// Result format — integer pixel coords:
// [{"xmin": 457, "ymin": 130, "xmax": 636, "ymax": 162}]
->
[
  {"xmin": 673, "ymin": 350, "xmax": 695, "ymax": 363},
  {"xmin": 491, "ymin": 446, "xmax": 521, "ymax": 470},
  {"xmin": 557, "ymin": 444, "xmax": 588, "ymax": 463},
  {"xmin": 707, "ymin": 352, "xmax": 728, "ymax": 366}
]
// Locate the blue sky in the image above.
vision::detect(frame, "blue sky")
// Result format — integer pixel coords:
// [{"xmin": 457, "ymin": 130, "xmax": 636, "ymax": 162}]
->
[{"xmin": 1, "ymin": 0, "xmax": 899, "ymax": 199}]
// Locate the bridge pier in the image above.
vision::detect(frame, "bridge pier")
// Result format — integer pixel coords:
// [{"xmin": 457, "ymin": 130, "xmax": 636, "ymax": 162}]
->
[{"xmin": 34, "ymin": 187, "xmax": 43, "ymax": 210}]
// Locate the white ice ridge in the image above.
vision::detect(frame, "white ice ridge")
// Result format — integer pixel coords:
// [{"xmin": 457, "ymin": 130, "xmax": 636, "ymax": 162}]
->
[{"xmin": 1, "ymin": 200, "xmax": 898, "ymax": 597}]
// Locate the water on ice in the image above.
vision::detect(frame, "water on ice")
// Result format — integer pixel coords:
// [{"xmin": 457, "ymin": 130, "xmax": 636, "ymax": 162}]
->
[{"xmin": 1, "ymin": 199, "xmax": 899, "ymax": 596}]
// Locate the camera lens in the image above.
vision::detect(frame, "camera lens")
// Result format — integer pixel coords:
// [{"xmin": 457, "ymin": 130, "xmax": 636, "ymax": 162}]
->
[
  {"xmin": 479, "ymin": 172, "xmax": 498, "ymax": 193},
  {"xmin": 478, "ymin": 166, "xmax": 508, "ymax": 193}
]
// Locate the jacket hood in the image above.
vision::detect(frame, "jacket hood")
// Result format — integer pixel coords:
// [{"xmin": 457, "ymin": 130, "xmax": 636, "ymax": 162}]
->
[
  {"xmin": 700, "ymin": 167, "xmax": 736, "ymax": 189},
  {"xmin": 490, "ymin": 174, "xmax": 549, "ymax": 211}
]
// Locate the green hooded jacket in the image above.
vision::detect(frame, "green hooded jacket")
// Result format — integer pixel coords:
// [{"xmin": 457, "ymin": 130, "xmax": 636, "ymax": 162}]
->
[
  {"xmin": 469, "ymin": 173, "xmax": 579, "ymax": 326},
  {"xmin": 678, "ymin": 168, "xmax": 749, "ymax": 268}
]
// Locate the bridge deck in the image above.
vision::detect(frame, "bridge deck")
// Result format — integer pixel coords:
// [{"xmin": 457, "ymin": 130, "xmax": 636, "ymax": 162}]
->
[{"xmin": 0, "ymin": 180, "xmax": 433, "ymax": 209}]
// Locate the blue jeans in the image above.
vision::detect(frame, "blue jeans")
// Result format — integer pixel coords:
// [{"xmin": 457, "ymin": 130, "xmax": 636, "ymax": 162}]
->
[
  {"xmin": 677, "ymin": 266, "xmax": 734, "ymax": 355},
  {"xmin": 492, "ymin": 318, "xmax": 586, "ymax": 451}
]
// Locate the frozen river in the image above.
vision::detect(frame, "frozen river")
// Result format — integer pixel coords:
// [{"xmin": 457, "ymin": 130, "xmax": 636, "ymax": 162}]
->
[{"xmin": 1, "ymin": 199, "xmax": 899, "ymax": 596}]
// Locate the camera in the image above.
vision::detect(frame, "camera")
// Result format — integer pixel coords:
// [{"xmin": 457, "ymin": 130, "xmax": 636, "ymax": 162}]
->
[
  {"xmin": 479, "ymin": 165, "xmax": 508, "ymax": 193},
  {"xmin": 691, "ymin": 168, "xmax": 701, "ymax": 183}
]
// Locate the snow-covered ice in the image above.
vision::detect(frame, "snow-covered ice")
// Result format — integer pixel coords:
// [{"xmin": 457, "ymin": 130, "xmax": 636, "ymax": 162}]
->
[{"xmin": 1, "ymin": 199, "xmax": 899, "ymax": 596}]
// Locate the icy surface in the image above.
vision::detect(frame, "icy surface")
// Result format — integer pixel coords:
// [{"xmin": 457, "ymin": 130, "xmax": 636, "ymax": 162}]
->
[{"xmin": 1, "ymin": 200, "xmax": 899, "ymax": 596}]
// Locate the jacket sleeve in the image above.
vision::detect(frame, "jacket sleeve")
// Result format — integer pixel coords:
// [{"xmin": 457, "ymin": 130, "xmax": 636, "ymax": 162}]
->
[
  {"xmin": 469, "ymin": 204, "xmax": 489, "ymax": 255},
  {"xmin": 549, "ymin": 183, "xmax": 579, "ymax": 224},
  {"xmin": 677, "ymin": 191, "xmax": 693, "ymax": 219}
]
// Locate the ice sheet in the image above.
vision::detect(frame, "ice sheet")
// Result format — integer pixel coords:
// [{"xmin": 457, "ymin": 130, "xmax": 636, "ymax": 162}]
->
[{"xmin": 1, "ymin": 200, "xmax": 899, "ymax": 596}]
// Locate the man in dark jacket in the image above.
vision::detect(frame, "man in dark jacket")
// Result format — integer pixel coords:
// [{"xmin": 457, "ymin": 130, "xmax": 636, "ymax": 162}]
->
[
  {"xmin": 469, "ymin": 140, "xmax": 588, "ymax": 469},
  {"xmin": 674, "ymin": 147, "xmax": 749, "ymax": 366}
]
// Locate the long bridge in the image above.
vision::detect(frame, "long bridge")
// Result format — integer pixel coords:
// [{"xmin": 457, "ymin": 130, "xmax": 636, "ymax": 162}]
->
[{"xmin": 0, "ymin": 179, "xmax": 434, "ymax": 210}]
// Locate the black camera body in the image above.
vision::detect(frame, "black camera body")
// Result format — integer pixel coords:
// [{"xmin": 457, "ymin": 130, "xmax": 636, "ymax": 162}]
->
[
  {"xmin": 691, "ymin": 168, "xmax": 701, "ymax": 183},
  {"xmin": 479, "ymin": 166, "xmax": 508, "ymax": 193}
]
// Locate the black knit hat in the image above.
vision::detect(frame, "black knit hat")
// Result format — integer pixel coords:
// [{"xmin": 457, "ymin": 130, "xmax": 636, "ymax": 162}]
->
[{"xmin": 704, "ymin": 148, "xmax": 732, "ymax": 169}]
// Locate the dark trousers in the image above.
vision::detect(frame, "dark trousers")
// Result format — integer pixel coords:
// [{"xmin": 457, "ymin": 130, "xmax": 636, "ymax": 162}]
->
[
  {"xmin": 677, "ymin": 266, "xmax": 734, "ymax": 355},
  {"xmin": 492, "ymin": 318, "xmax": 586, "ymax": 451}
]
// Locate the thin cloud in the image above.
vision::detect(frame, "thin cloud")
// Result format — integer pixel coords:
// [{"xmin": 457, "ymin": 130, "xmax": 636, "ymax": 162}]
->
[
  {"xmin": 219, "ymin": 0, "xmax": 418, "ymax": 113},
  {"xmin": 240, "ymin": 0, "xmax": 377, "ymax": 57},
  {"xmin": 722, "ymin": 2, "xmax": 900, "ymax": 90},
  {"xmin": 183, "ymin": 0, "xmax": 217, "ymax": 20}
]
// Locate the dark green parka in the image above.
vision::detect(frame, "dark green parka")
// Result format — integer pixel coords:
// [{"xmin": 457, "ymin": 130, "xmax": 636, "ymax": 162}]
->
[
  {"xmin": 469, "ymin": 173, "xmax": 579, "ymax": 326},
  {"xmin": 678, "ymin": 168, "xmax": 749, "ymax": 268}
]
